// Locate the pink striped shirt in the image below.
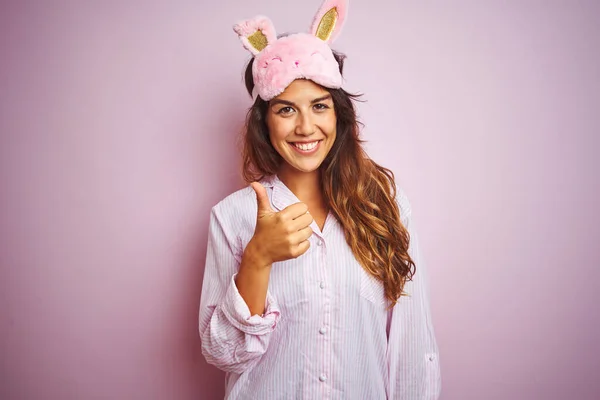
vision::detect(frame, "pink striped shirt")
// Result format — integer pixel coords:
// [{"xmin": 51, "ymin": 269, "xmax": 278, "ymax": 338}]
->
[{"xmin": 198, "ymin": 174, "xmax": 441, "ymax": 399}]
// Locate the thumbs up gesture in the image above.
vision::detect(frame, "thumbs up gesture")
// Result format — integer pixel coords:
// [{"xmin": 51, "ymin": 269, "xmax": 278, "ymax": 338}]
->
[{"xmin": 248, "ymin": 182, "xmax": 314, "ymax": 266}]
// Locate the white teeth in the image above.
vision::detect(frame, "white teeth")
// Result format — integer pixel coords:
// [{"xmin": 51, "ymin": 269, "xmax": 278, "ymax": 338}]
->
[{"xmin": 293, "ymin": 141, "xmax": 319, "ymax": 151}]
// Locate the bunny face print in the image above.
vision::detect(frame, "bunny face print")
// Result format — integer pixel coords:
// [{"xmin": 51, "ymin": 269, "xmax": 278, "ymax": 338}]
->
[{"xmin": 253, "ymin": 34, "xmax": 342, "ymax": 101}]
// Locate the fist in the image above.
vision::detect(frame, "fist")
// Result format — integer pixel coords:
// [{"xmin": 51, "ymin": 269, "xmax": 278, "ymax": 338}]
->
[{"xmin": 248, "ymin": 182, "xmax": 314, "ymax": 265}]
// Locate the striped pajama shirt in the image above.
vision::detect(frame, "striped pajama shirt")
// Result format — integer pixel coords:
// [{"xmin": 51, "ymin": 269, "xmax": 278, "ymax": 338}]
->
[{"xmin": 199, "ymin": 174, "xmax": 441, "ymax": 399}]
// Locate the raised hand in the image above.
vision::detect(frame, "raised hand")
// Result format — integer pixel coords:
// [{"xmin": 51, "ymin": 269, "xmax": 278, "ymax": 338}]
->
[{"xmin": 249, "ymin": 182, "xmax": 314, "ymax": 267}]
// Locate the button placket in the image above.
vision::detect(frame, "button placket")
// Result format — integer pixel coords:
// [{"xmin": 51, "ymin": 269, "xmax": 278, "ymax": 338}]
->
[{"xmin": 316, "ymin": 236, "xmax": 331, "ymax": 393}]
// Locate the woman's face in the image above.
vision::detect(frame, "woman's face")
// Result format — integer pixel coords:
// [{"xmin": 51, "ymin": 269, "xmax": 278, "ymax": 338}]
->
[{"xmin": 265, "ymin": 79, "xmax": 337, "ymax": 175}]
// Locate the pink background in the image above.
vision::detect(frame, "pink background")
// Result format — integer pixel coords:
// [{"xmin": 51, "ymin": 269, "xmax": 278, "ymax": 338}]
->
[{"xmin": 1, "ymin": 1, "xmax": 599, "ymax": 399}]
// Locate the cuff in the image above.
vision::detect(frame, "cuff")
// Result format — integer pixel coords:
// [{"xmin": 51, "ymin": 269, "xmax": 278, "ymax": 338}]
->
[{"xmin": 220, "ymin": 273, "xmax": 281, "ymax": 335}]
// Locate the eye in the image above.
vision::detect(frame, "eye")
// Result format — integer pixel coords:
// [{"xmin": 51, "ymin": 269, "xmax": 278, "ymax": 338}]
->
[
  {"xmin": 277, "ymin": 106, "xmax": 294, "ymax": 115},
  {"xmin": 314, "ymin": 103, "xmax": 329, "ymax": 111}
]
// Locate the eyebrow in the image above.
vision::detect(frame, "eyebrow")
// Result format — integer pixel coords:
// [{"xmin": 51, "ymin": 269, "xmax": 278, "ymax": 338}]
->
[{"xmin": 270, "ymin": 94, "xmax": 333, "ymax": 108}]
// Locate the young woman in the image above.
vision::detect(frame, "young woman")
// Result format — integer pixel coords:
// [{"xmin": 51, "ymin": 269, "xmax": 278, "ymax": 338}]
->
[{"xmin": 198, "ymin": 1, "xmax": 441, "ymax": 398}]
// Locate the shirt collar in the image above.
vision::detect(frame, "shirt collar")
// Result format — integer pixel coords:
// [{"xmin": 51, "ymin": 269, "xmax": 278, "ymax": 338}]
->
[{"xmin": 258, "ymin": 174, "xmax": 297, "ymax": 212}]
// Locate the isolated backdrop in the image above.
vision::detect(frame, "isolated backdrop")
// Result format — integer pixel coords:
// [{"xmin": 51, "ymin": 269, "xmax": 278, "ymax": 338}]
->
[{"xmin": 1, "ymin": 1, "xmax": 599, "ymax": 399}]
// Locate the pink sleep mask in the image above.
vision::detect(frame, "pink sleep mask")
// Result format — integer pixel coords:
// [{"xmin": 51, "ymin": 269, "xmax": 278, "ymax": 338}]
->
[{"xmin": 233, "ymin": 0, "xmax": 349, "ymax": 101}]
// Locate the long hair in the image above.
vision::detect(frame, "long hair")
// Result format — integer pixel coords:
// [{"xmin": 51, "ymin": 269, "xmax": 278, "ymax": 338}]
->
[{"xmin": 239, "ymin": 51, "xmax": 416, "ymax": 306}]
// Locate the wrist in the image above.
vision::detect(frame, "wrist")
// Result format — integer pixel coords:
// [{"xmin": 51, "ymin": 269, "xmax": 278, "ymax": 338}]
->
[{"xmin": 243, "ymin": 239, "xmax": 272, "ymax": 270}]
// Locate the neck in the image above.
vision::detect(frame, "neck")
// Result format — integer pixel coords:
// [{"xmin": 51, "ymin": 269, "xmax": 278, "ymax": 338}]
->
[{"xmin": 277, "ymin": 167, "xmax": 324, "ymax": 206}]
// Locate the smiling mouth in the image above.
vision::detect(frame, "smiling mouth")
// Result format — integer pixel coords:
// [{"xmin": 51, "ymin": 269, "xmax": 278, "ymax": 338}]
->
[{"xmin": 290, "ymin": 140, "xmax": 322, "ymax": 151}]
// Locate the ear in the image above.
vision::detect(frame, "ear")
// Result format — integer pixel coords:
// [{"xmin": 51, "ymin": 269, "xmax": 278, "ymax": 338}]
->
[
  {"xmin": 309, "ymin": 0, "xmax": 348, "ymax": 44},
  {"xmin": 233, "ymin": 16, "xmax": 277, "ymax": 56}
]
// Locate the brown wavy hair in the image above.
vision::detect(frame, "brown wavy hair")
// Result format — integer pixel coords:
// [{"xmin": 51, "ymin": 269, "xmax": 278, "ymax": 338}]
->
[{"xmin": 239, "ymin": 50, "xmax": 416, "ymax": 306}]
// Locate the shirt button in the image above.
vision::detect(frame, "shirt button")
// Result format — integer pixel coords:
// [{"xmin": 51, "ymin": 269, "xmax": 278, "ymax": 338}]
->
[
  {"xmin": 319, "ymin": 327, "xmax": 327, "ymax": 335},
  {"xmin": 317, "ymin": 240, "xmax": 323, "ymax": 246},
  {"xmin": 319, "ymin": 374, "xmax": 327, "ymax": 382},
  {"xmin": 319, "ymin": 281, "xmax": 325, "ymax": 289},
  {"xmin": 429, "ymin": 354, "xmax": 436, "ymax": 361}
]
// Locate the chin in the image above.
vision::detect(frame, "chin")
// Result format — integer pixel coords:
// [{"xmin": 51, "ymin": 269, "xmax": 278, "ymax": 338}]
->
[{"xmin": 291, "ymin": 161, "xmax": 324, "ymax": 173}]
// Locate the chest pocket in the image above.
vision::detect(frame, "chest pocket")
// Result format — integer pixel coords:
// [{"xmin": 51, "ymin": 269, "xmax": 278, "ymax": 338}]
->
[
  {"xmin": 359, "ymin": 267, "xmax": 388, "ymax": 306},
  {"xmin": 329, "ymin": 233, "xmax": 388, "ymax": 307}
]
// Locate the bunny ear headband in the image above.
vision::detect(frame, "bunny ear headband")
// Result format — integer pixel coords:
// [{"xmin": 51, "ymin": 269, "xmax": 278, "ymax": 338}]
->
[{"xmin": 233, "ymin": 0, "xmax": 349, "ymax": 101}]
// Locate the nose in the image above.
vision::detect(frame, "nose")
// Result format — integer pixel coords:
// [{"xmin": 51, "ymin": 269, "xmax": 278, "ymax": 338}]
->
[{"xmin": 295, "ymin": 112, "xmax": 316, "ymax": 136}]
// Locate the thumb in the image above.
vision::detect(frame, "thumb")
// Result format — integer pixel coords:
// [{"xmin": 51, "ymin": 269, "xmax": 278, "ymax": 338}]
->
[{"xmin": 250, "ymin": 182, "xmax": 274, "ymax": 214}]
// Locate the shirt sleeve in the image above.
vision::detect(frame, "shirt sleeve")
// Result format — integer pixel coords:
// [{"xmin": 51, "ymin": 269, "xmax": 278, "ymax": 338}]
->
[
  {"xmin": 198, "ymin": 204, "xmax": 281, "ymax": 374},
  {"xmin": 387, "ymin": 189, "xmax": 442, "ymax": 399}
]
